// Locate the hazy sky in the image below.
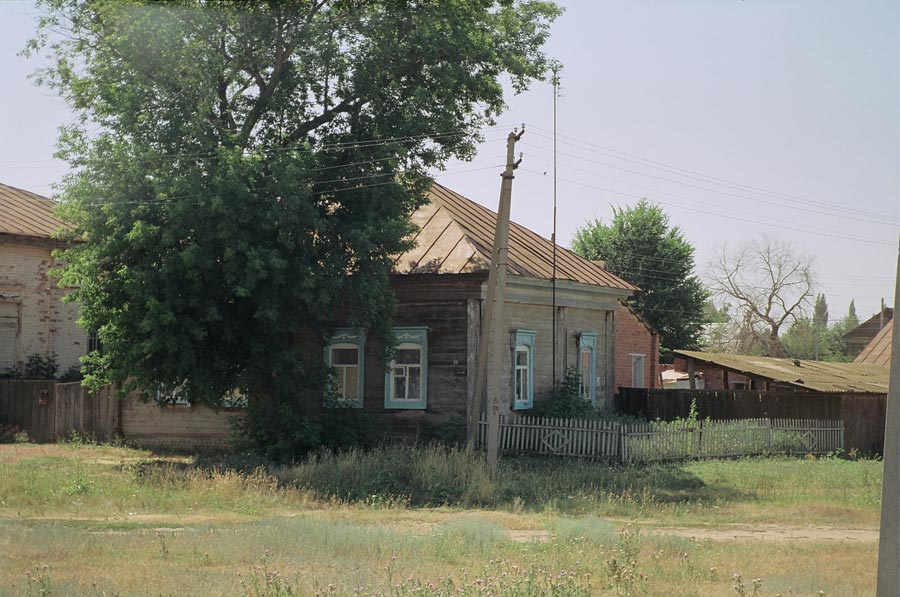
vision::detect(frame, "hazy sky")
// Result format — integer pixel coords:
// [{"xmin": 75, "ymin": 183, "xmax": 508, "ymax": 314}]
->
[{"xmin": 1, "ymin": 0, "xmax": 897, "ymax": 322}]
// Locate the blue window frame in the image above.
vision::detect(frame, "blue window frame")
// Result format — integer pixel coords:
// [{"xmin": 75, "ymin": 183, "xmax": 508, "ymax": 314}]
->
[
  {"xmin": 512, "ymin": 330, "xmax": 536, "ymax": 410},
  {"xmin": 325, "ymin": 328, "xmax": 365, "ymax": 408},
  {"xmin": 578, "ymin": 333, "xmax": 598, "ymax": 406},
  {"xmin": 384, "ymin": 327, "xmax": 428, "ymax": 409}
]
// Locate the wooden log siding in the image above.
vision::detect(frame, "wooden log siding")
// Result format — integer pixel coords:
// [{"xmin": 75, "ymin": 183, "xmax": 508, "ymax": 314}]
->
[{"xmin": 478, "ymin": 413, "xmax": 843, "ymax": 462}]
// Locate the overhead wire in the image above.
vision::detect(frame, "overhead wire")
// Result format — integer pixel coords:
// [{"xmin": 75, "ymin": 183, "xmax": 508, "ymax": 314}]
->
[
  {"xmin": 518, "ymin": 168, "xmax": 895, "ymax": 248},
  {"xmin": 526, "ymin": 126, "xmax": 898, "ymax": 224}
]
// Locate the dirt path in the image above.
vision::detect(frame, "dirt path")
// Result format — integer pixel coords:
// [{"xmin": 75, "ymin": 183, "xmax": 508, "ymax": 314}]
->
[
  {"xmin": 505, "ymin": 524, "xmax": 877, "ymax": 544},
  {"xmin": 650, "ymin": 523, "xmax": 877, "ymax": 543}
]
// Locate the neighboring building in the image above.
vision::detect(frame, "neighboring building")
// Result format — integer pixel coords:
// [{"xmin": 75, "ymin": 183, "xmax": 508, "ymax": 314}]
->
[
  {"xmin": 614, "ymin": 302, "xmax": 658, "ymax": 391},
  {"xmin": 672, "ymin": 350, "xmax": 889, "ymax": 393},
  {"xmin": 854, "ymin": 319, "xmax": 893, "ymax": 368},
  {"xmin": 844, "ymin": 307, "xmax": 893, "ymax": 358},
  {"xmin": 323, "ymin": 182, "xmax": 637, "ymax": 437},
  {"xmin": 0, "ymin": 184, "xmax": 87, "ymax": 374}
]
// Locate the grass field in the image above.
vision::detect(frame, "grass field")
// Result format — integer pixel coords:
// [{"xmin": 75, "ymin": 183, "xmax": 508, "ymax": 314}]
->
[{"xmin": 0, "ymin": 442, "xmax": 883, "ymax": 596}]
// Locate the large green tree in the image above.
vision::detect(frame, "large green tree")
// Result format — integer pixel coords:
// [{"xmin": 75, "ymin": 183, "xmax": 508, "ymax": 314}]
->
[
  {"xmin": 572, "ymin": 200, "xmax": 708, "ymax": 351},
  {"xmin": 30, "ymin": 1, "xmax": 560, "ymax": 428}
]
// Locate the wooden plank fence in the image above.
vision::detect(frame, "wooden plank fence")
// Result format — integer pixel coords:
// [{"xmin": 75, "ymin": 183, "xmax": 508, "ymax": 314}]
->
[
  {"xmin": 478, "ymin": 413, "xmax": 843, "ymax": 462},
  {"xmin": 0, "ymin": 381, "xmax": 118, "ymax": 442}
]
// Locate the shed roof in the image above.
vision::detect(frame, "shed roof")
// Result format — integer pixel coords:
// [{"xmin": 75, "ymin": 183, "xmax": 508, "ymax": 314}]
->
[
  {"xmin": 673, "ymin": 350, "xmax": 889, "ymax": 394},
  {"xmin": 392, "ymin": 183, "xmax": 637, "ymax": 291},
  {"xmin": 0, "ymin": 183, "xmax": 70, "ymax": 239},
  {"xmin": 854, "ymin": 319, "xmax": 893, "ymax": 367}
]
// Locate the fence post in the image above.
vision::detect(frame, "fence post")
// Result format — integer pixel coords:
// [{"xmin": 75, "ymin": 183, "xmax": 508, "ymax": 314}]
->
[{"xmin": 617, "ymin": 423, "xmax": 625, "ymax": 463}]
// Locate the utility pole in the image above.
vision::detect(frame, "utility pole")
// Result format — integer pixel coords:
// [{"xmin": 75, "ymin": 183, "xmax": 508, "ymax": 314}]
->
[
  {"xmin": 876, "ymin": 237, "xmax": 900, "ymax": 595},
  {"xmin": 467, "ymin": 128, "xmax": 523, "ymax": 466}
]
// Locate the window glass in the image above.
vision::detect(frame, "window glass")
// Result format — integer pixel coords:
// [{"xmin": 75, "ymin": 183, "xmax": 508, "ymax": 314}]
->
[
  {"xmin": 512, "ymin": 330, "xmax": 535, "ymax": 410},
  {"xmin": 331, "ymin": 347, "xmax": 358, "ymax": 366},
  {"xmin": 384, "ymin": 329, "xmax": 428, "ymax": 409},
  {"xmin": 580, "ymin": 347, "xmax": 592, "ymax": 397},
  {"xmin": 631, "ymin": 354, "xmax": 646, "ymax": 388},
  {"xmin": 325, "ymin": 330, "xmax": 365, "ymax": 408},
  {"xmin": 577, "ymin": 333, "xmax": 598, "ymax": 405}
]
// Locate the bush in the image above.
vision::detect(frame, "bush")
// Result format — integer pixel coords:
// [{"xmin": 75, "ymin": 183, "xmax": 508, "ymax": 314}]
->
[
  {"xmin": 532, "ymin": 367, "xmax": 599, "ymax": 419},
  {"xmin": 22, "ymin": 353, "xmax": 59, "ymax": 380},
  {"xmin": 0, "ymin": 424, "xmax": 23, "ymax": 443},
  {"xmin": 58, "ymin": 364, "xmax": 84, "ymax": 383}
]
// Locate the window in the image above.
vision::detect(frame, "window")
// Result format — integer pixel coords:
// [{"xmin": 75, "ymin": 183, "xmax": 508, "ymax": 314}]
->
[
  {"xmin": 87, "ymin": 330, "xmax": 103, "ymax": 354},
  {"xmin": 578, "ymin": 333, "xmax": 598, "ymax": 406},
  {"xmin": 0, "ymin": 302, "xmax": 19, "ymax": 373},
  {"xmin": 512, "ymin": 330, "xmax": 535, "ymax": 410},
  {"xmin": 325, "ymin": 329, "xmax": 365, "ymax": 408},
  {"xmin": 157, "ymin": 381, "xmax": 189, "ymax": 405},
  {"xmin": 384, "ymin": 327, "xmax": 428, "ymax": 409},
  {"xmin": 631, "ymin": 354, "xmax": 646, "ymax": 388}
]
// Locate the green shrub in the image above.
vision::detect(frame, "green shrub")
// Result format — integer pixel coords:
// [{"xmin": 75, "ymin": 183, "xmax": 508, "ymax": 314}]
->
[
  {"xmin": 22, "ymin": 353, "xmax": 60, "ymax": 379},
  {"xmin": 58, "ymin": 364, "xmax": 84, "ymax": 383},
  {"xmin": 532, "ymin": 367, "xmax": 597, "ymax": 419}
]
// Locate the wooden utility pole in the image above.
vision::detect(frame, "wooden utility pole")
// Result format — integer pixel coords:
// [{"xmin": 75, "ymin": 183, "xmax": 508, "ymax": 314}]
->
[
  {"xmin": 467, "ymin": 128, "xmax": 523, "ymax": 466},
  {"xmin": 876, "ymin": 237, "xmax": 900, "ymax": 596}
]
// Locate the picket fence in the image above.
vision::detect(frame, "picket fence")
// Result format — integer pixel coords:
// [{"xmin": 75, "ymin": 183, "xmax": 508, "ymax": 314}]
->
[{"xmin": 477, "ymin": 414, "xmax": 843, "ymax": 462}]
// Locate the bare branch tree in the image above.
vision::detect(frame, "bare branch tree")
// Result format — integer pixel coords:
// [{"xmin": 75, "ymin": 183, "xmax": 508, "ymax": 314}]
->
[{"xmin": 707, "ymin": 235, "xmax": 815, "ymax": 357}]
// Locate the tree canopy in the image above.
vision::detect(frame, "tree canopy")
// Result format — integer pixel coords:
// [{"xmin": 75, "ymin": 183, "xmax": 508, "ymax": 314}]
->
[
  {"xmin": 571, "ymin": 200, "xmax": 708, "ymax": 352},
  {"xmin": 31, "ymin": 0, "xmax": 561, "ymax": 417}
]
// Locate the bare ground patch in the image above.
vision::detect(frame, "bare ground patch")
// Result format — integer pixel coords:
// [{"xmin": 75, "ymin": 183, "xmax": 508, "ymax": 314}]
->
[{"xmin": 649, "ymin": 523, "xmax": 878, "ymax": 543}]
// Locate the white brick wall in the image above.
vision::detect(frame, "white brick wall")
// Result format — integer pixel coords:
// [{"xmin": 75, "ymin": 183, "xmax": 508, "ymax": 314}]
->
[{"xmin": 0, "ymin": 238, "xmax": 87, "ymax": 373}]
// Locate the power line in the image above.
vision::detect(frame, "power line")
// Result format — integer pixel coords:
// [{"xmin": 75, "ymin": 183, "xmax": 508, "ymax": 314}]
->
[
  {"xmin": 0, "ymin": 125, "xmax": 515, "ymax": 168},
  {"xmin": 522, "ymin": 146, "xmax": 896, "ymax": 230},
  {"xmin": 522, "ymin": 137, "xmax": 898, "ymax": 228},
  {"xmin": 526, "ymin": 126, "xmax": 898, "ymax": 224},
  {"xmin": 519, "ymin": 169, "xmax": 896, "ymax": 248}
]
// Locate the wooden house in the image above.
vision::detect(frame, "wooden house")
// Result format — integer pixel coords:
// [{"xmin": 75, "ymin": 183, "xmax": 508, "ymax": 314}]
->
[
  {"xmin": 844, "ymin": 307, "xmax": 893, "ymax": 358},
  {"xmin": 323, "ymin": 183, "xmax": 637, "ymax": 438},
  {"xmin": 854, "ymin": 318, "xmax": 893, "ymax": 367}
]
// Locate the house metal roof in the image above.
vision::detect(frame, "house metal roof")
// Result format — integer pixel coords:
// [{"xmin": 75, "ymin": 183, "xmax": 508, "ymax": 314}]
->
[
  {"xmin": 854, "ymin": 319, "xmax": 893, "ymax": 367},
  {"xmin": 674, "ymin": 350, "xmax": 890, "ymax": 394},
  {"xmin": 392, "ymin": 182, "xmax": 637, "ymax": 291},
  {"xmin": 0, "ymin": 183, "xmax": 70, "ymax": 239}
]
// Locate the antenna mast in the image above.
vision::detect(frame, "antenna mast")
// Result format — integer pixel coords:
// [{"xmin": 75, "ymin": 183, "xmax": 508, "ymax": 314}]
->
[{"xmin": 551, "ymin": 68, "xmax": 560, "ymax": 397}]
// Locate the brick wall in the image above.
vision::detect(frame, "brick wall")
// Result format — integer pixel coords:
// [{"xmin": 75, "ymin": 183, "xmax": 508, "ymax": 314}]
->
[
  {"xmin": 0, "ymin": 237, "xmax": 87, "ymax": 373},
  {"xmin": 614, "ymin": 304, "xmax": 659, "ymax": 392},
  {"xmin": 120, "ymin": 392, "xmax": 241, "ymax": 450}
]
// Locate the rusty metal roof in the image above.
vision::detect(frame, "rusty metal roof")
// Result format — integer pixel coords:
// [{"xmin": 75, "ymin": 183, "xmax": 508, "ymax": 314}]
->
[
  {"xmin": 392, "ymin": 182, "xmax": 637, "ymax": 291},
  {"xmin": 674, "ymin": 350, "xmax": 890, "ymax": 394},
  {"xmin": 0, "ymin": 183, "xmax": 71, "ymax": 239},
  {"xmin": 854, "ymin": 319, "xmax": 893, "ymax": 367}
]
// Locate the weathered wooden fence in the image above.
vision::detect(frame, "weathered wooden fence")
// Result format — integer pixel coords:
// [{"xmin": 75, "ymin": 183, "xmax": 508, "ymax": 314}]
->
[
  {"xmin": 616, "ymin": 388, "xmax": 885, "ymax": 454},
  {"xmin": 478, "ymin": 413, "xmax": 843, "ymax": 462},
  {"xmin": 0, "ymin": 380, "xmax": 118, "ymax": 441}
]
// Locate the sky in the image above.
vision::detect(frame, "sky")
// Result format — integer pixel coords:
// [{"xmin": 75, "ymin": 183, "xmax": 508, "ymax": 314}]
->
[{"xmin": 0, "ymin": 0, "xmax": 897, "ymax": 323}]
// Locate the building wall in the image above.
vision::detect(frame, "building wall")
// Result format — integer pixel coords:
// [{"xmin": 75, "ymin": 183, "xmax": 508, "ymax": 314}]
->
[
  {"xmin": 120, "ymin": 392, "xmax": 241, "ymax": 450},
  {"xmin": 672, "ymin": 357, "xmax": 754, "ymax": 390},
  {"xmin": 323, "ymin": 274, "xmax": 623, "ymax": 437},
  {"xmin": 0, "ymin": 237, "xmax": 87, "ymax": 373},
  {"xmin": 614, "ymin": 304, "xmax": 658, "ymax": 392}
]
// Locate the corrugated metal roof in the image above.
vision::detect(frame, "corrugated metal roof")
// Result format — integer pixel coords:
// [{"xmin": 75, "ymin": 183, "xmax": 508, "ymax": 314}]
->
[
  {"xmin": 392, "ymin": 182, "xmax": 637, "ymax": 291},
  {"xmin": 854, "ymin": 319, "xmax": 893, "ymax": 367},
  {"xmin": 0, "ymin": 183, "xmax": 70, "ymax": 239},
  {"xmin": 674, "ymin": 350, "xmax": 889, "ymax": 394}
]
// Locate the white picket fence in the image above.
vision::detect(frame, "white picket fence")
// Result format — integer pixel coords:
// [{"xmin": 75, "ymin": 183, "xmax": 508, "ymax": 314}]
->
[{"xmin": 477, "ymin": 414, "xmax": 843, "ymax": 462}]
